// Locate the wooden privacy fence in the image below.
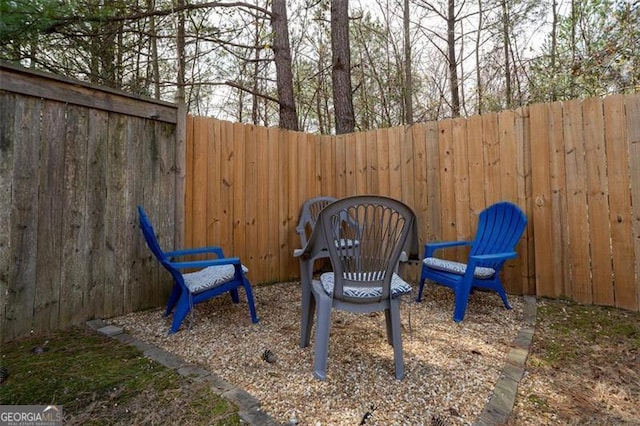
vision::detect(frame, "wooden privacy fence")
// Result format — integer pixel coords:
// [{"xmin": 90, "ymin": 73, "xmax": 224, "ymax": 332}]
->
[
  {"xmin": 185, "ymin": 94, "xmax": 640, "ymax": 312},
  {"xmin": 1, "ymin": 63, "xmax": 183, "ymax": 342}
]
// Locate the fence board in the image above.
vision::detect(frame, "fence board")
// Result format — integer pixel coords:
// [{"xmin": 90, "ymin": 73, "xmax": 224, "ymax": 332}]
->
[
  {"xmin": 438, "ymin": 119, "xmax": 456, "ymax": 253},
  {"xmin": 206, "ymin": 118, "xmax": 221, "ymax": 254},
  {"xmin": 376, "ymin": 128, "xmax": 390, "ymax": 197},
  {"xmin": 0, "ymin": 93, "xmax": 15, "ymax": 341},
  {"xmin": 6, "ymin": 96, "xmax": 41, "ymax": 340},
  {"xmin": 220, "ymin": 120, "xmax": 234, "ymax": 255},
  {"xmin": 564, "ymin": 100, "xmax": 592, "ymax": 304},
  {"xmin": 233, "ymin": 123, "xmax": 247, "ymax": 263},
  {"xmin": 603, "ymin": 95, "xmax": 635, "ymax": 310},
  {"xmin": 255, "ymin": 125, "xmax": 270, "ymax": 281},
  {"xmin": 267, "ymin": 127, "xmax": 281, "ymax": 279},
  {"xmin": 32, "ymin": 101, "xmax": 66, "ymax": 334},
  {"xmin": 515, "ymin": 107, "xmax": 535, "ymax": 294},
  {"xmin": 530, "ymin": 103, "xmax": 555, "ymax": 297},
  {"xmin": 85, "ymin": 109, "xmax": 108, "ymax": 317},
  {"xmin": 498, "ymin": 110, "xmax": 521, "ymax": 292},
  {"xmin": 548, "ymin": 102, "xmax": 571, "ymax": 297},
  {"xmin": 467, "ymin": 115, "xmax": 486, "ymax": 216},
  {"xmin": 625, "ymin": 94, "xmax": 640, "ymax": 310},
  {"xmin": 244, "ymin": 124, "xmax": 259, "ymax": 270},
  {"xmin": 452, "ymin": 118, "xmax": 471, "ymax": 253},
  {"xmin": 482, "ymin": 112, "xmax": 501, "ymax": 205},
  {"xmin": 583, "ymin": 97, "xmax": 615, "ymax": 305}
]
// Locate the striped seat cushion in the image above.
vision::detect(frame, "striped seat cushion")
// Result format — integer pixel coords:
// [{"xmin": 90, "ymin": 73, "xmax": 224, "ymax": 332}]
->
[
  {"xmin": 184, "ymin": 264, "xmax": 249, "ymax": 293},
  {"xmin": 423, "ymin": 257, "xmax": 495, "ymax": 279},
  {"xmin": 320, "ymin": 272, "xmax": 412, "ymax": 299}
]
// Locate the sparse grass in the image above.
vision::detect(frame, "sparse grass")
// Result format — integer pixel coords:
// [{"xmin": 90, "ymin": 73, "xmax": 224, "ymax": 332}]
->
[
  {"xmin": 509, "ymin": 298, "xmax": 640, "ymax": 425},
  {"xmin": 0, "ymin": 327, "xmax": 241, "ymax": 425}
]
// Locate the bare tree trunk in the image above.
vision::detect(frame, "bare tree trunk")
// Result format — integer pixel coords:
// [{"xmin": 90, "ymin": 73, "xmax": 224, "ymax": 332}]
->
[
  {"xmin": 501, "ymin": 0, "xmax": 512, "ymax": 108},
  {"xmin": 331, "ymin": 0, "xmax": 355, "ymax": 134},
  {"xmin": 175, "ymin": 0, "xmax": 186, "ymax": 105},
  {"xmin": 550, "ymin": 0, "xmax": 558, "ymax": 101},
  {"xmin": 403, "ymin": 0, "xmax": 413, "ymax": 124},
  {"xmin": 272, "ymin": 0, "xmax": 299, "ymax": 130},
  {"xmin": 475, "ymin": 0, "xmax": 484, "ymax": 114},
  {"xmin": 147, "ymin": 0, "xmax": 160, "ymax": 99},
  {"xmin": 447, "ymin": 0, "xmax": 460, "ymax": 117}
]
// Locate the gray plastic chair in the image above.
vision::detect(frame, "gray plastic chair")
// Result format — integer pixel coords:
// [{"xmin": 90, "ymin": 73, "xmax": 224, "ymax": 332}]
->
[
  {"xmin": 295, "ymin": 196, "xmax": 338, "ymax": 251},
  {"xmin": 297, "ymin": 195, "xmax": 416, "ymax": 380}
]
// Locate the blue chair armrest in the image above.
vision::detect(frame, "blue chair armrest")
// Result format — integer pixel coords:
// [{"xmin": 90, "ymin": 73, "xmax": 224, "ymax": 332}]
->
[
  {"xmin": 424, "ymin": 241, "xmax": 471, "ymax": 257},
  {"xmin": 165, "ymin": 246, "xmax": 226, "ymax": 259},
  {"xmin": 469, "ymin": 252, "xmax": 518, "ymax": 263},
  {"xmin": 169, "ymin": 256, "xmax": 242, "ymax": 270}
]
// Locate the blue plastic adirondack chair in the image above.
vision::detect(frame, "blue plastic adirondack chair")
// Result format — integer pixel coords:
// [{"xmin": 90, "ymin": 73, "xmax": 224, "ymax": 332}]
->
[
  {"xmin": 137, "ymin": 206, "xmax": 259, "ymax": 333},
  {"xmin": 416, "ymin": 201, "xmax": 527, "ymax": 322}
]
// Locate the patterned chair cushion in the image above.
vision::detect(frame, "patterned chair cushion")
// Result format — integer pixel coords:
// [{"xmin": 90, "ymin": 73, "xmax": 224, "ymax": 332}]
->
[
  {"xmin": 184, "ymin": 264, "xmax": 249, "ymax": 293},
  {"xmin": 334, "ymin": 238, "xmax": 359, "ymax": 249},
  {"xmin": 320, "ymin": 272, "xmax": 412, "ymax": 299},
  {"xmin": 423, "ymin": 257, "xmax": 495, "ymax": 279}
]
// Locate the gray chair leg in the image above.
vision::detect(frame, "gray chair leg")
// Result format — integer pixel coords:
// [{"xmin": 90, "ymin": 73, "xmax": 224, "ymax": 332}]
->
[
  {"xmin": 390, "ymin": 299, "xmax": 405, "ymax": 380},
  {"xmin": 313, "ymin": 297, "xmax": 333, "ymax": 381}
]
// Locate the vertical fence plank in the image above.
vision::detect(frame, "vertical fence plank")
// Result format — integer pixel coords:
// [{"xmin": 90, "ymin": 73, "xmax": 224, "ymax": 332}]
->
[
  {"xmin": 6, "ymin": 96, "xmax": 41, "ymax": 339},
  {"xmin": 583, "ymin": 97, "xmax": 615, "ymax": 305},
  {"xmin": 482, "ymin": 112, "xmax": 501, "ymax": 205},
  {"xmin": 32, "ymin": 101, "xmax": 65, "ymax": 334},
  {"xmin": 564, "ymin": 100, "xmax": 592, "ymax": 304},
  {"xmin": 219, "ymin": 120, "xmax": 234, "ymax": 254},
  {"xmin": 376, "ymin": 128, "xmax": 390, "ymax": 197},
  {"xmin": 625, "ymin": 94, "xmax": 640, "ymax": 310},
  {"xmin": 85, "ymin": 109, "xmax": 108, "ymax": 316},
  {"xmin": 355, "ymin": 130, "xmax": 368, "ymax": 195},
  {"xmin": 267, "ymin": 127, "xmax": 281, "ymax": 279},
  {"xmin": 387, "ymin": 126, "xmax": 402, "ymax": 200},
  {"xmin": 104, "ymin": 113, "xmax": 127, "ymax": 318},
  {"xmin": 184, "ymin": 115, "xmax": 194, "ymax": 248},
  {"xmin": 365, "ymin": 130, "xmax": 380, "ymax": 194},
  {"xmin": 191, "ymin": 117, "xmax": 209, "ymax": 252},
  {"xmin": 438, "ymin": 119, "xmax": 456, "ymax": 252},
  {"xmin": 412, "ymin": 124, "xmax": 428, "ymax": 242},
  {"xmin": 400, "ymin": 126, "xmax": 415, "ymax": 209},
  {"xmin": 604, "ymin": 95, "xmax": 635, "ymax": 310},
  {"xmin": 0, "ymin": 93, "xmax": 15, "ymax": 340},
  {"xmin": 498, "ymin": 110, "xmax": 521, "ymax": 292},
  {"xmin": 334, "ymin": 134, "xmax": 347, "ymax": 198},
  {"xmin": 155, "ymin": 120, "xmax": 176, "ymax": 306},
  {"xmin": 255, "ymin": 125, "xmax": 269, "ymax": 281},
  {"xmin": 466, "ymin": 115, "xmax": 486, "ymax": 215},
  {"xmin": 452, "ymin": 118, "xmax": 471, "ymax": 251},
  {"xmin": 59, "ymin": 105, "xmax": 89, "ymax": 325},
  {"xmin": 233, "ymin": 123, "xmax": 247, "ymax": 260},
  {"xmin": 207, "ymin": 118, "xmax": 221, "ymax": 252},
  {"xmin": 530, "ymin": 103, "xmax": 556, "ymax": 297},
  {"xmin": 515, "ymin": 107, "xmax": 535, "ymax": 294},
  {"xmin": 125, "ymin": 117, "xmax": 147, "ymax": 313},
  {"xmin": 549, "ymin": 102, "xmax": 571, "ymax": 297},
  {"xmin": 283, "ymin": 130, "xmax": 298, "ymax": 278},
  {"xmin": 244, "ymin": 124, "xmax": 258, "ymax": 271},
  {"xmin": 345, "ymin": 132, "xmax": 357, "ymax": 197}
]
